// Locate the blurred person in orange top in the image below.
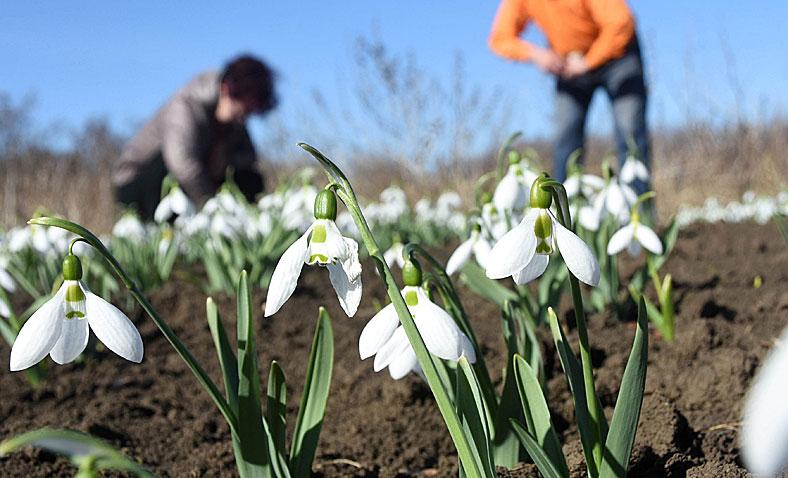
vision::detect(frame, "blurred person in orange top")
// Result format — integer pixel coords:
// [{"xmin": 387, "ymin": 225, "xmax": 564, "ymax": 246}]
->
[
  {"xmin": 113, "ymin": 54, "xmax": 277, "ymax": 219},
  {"xmin": 489, "ymin": 0, "xmax": 650, "ymax": 195}
]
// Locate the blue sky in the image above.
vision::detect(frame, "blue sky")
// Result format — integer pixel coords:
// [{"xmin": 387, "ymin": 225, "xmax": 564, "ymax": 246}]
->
[{"xmin": 2, "ymin": 1, "xmax": 786, "ymax": 154}]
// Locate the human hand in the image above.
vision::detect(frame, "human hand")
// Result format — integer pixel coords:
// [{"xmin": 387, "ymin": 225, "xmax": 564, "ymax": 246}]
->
[
  {"xmin": 531, "ymin": 47, "xmax": 565, "ymax": 76},
  {"xmin": 562, "ymin": 53, "xmax": 589, "ymax": 78}
]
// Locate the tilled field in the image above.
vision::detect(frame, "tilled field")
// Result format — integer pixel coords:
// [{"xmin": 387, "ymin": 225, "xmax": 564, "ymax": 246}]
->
[{"xmin": 1, "ymin": 222, "xmax": 786, "ymax": 477}]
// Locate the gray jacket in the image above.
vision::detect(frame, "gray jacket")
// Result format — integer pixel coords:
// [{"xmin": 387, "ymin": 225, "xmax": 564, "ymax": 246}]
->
[{"xmin": 113, "ymin": 71, "xmax": 256, "ymax": 203}]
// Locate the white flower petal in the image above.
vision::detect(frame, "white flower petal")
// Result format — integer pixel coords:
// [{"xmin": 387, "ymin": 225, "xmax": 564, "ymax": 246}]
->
[
  {"xmin": 553, "ymin": 218, "xmax": 600, "ymax": 286},
  {"xmin": 446, "ymin": 238, "xmax": 473, "ymax": 275},
  {"xmin": 493, "ymin": 170, "xmax": 526, "ymax": 212},
  {"xmin": 605, "ymin": 184, "xmax": 626, "ymax": 217},
  {"xmin": 636, "ymin": 224, "xmax": 663, "ymax": 255},
  {"xmin": 472, "ymin": 237, "xmax": 492, "ymax": 269},
  {"xmin": 387, "ymin": 345, "xmax": 418, "ymax": 380},
  {"xmin": 607, "ymin": 224, "xmax": 635, "ymax": 255},
  {"xmin": 10, "ymin": 292, "xmax": 64, "ymax": 371},
  {"xmin": 264, "ymin": 228, "xmax": 311, "ymax": 317},
  {"xmin": 626, "ymin": 240, "xmax": 642, "ymax": 258},
  {"xmin": 0, "ymin": 267, "xmax": 16, "ymax": 293},
  {"xmin": 412, "ymin": 292, "xmax": 462, "ymax": 361},
  {"xmin": 359, "ymin": 303, "xmax": 400, "ymax": 360},
  {"xmin": 459, "ymin": 334, "xmax": 476, "ymax": 363},
  {"xmin": 742, "ymin": 328, "xmax": 788, "ymax": 477},
  {"xmin": 513, "ymin": 254, "xmax": 550, "ymax": 285},
  {"xmin": 564, "ymin": 176, "xmax": 580, "ymax": 198},
  {"xmin": 49, "ymin": 318, "xmax": 89, "ymax": 365},
  {"xmin": 620, "ymin": 159, "xmax": 637, "ymax": 184},
  {"xmin": 485, "ymin": 210, "xmax": 538, "ymax": 279},
  {"xmin": 86, "ymin": 292, "xmax": 143, "ymax": 363},
  {"xmin": 374, "ymin": 326, "xmax": 410, "ymax": 372},
  {"xmin": 0, "ymin": 299, "xmax": 10, "ymax": 319},
  {"xmin": 153, "ymin": 196, "xmax": 172, "ymax": 223},
  {"xmin": 327, "ymin": 262, "xmax": 362, "ymax": 317},
  {"xmin": 577, "ymin": 205, "xmax": 601, "ymax": 232}
]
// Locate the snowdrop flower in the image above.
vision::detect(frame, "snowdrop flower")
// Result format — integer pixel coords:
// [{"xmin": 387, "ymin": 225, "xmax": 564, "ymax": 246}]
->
[
  {"xmin": 607, "ymin": 206, "xmax": 663, "ymax": 257},
  {"xmin": 154, "ymin": 186, "xmax": 195, "ymax": 223},
  {"xmin": 265, "ymin": 189, "xmax": 362, "ymax": 318},
  {"xmin": 480, "ymin": 200, "xmax": 508, "ymax": 240},
  {"xmin": 741, "ymin": 327, "xmax": 788, "ymax": 477},
  {"xmin": 592, "ymin": 178, "xmax": 637, "ymax": 224},
  {"xmin": 383, "ymin": 240, "xmax": 405, "ymax": 269},
  {"xmin": 564, "ymin": 171, "xmax": 604, "ymax": 199},
  {"xmin": 112, "ymin": 214, "xmax": 146, "ymax": 241},
  {"xmin": 446, "ymin": 223, "xmax": 492, "ymax": 275},
  {"xmin": 619, "ymin": 154, "xmax": 649, "ymax": 185},
  {"xmin": 486, "ymin": 175, "xmax": 600, "ymax": 286},
  {"xmin": 9, "ymin": 254, "xmax": 143, "ymax": 371},
  {"xmin": 359, "ymin": 260, "xmax": 475, "ymax": 380},
  {"xmin": 493, "ymin": 161, "xmax": 532, "ymax": 213},
  {"xmin": 0, "ymin": 256, "xmax": 15, "ymax": 293}
]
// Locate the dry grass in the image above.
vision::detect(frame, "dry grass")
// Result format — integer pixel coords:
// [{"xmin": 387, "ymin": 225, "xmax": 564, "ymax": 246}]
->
[{"xmin": 1, "ymin": 118, "xmax": 786, "ymax": 233}]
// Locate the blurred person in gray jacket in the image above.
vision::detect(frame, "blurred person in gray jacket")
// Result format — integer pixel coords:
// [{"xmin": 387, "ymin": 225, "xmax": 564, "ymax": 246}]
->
[{"xmin": 113, "ymin": 54, "xmax": 277, "ymax": 219}]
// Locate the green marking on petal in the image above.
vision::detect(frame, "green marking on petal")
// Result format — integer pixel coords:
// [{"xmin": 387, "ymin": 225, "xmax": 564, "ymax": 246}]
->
[
  {"xmin": 65, "ymin": 284, "xmax": 86, "ymax": 303},
  {"xmin": 536, "ymin": 239, "xmax": 553, "ymax": 255},
  {"xmin": 66, "ymin": 311, "xmax": 85, "ymax": 319},
  {"xmin": 309, "ymin": 253, "xmax": 329, "ymax": 264},
  {"xmin": 533, "ymin": 210, "xmax": 553, "ymax": 240},
  {"xmin": 405, "ymin": 290, "xmax": 419, "ymax": 307},
  {"xmin": 311, "ymin": 224, "xmax": 327, "ymax": 243}
]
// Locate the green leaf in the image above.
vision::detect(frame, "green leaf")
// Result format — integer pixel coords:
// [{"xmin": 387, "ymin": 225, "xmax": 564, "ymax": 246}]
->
[
  {"xmin": 235, "ymin": 270, "xmax": 271, "ymax": 474},
  {"xmin": 599, "ymin": 299, "xmax": 649, "ymax": 478},
  {"xmin": 0, "ymin": 428, "xmax": 154, "ymax": 477},
  {"xmin": 206, "ymin": 298, "xmax": 239, "ymax": 411},
  {"xmin": 548, "ymin": 309, "xmax": 599, "ymax": 477},
  {"xmin": 459, "ymin": 262, "xmax": 517, "ymax": 308},
  {"xmin": 456, "ymin": 357, "xmax": 496, "ymax": 477},
  {"xmin": 513, "ymin": 355, "xmax": 569, "ymax": 476},
  {"xmin": 493, "ymin": 302, "xmax": 523, "ymax": 467},
  {"xmin": 509, "ymin": 421, "xmax": 566, "ymax": 478},
  {"xmin": 289, "ymin": 307, "xmax": 334, "ymax": 477},
  {"xmin": 267, "ymin": 361, "xmax": 287, "ymax": 454}
]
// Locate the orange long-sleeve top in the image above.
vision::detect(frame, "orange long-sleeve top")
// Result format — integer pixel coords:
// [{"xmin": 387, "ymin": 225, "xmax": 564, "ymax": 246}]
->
[{"xmin": 488, "ymin": 0, "xmax": 636, "ymax": 70}]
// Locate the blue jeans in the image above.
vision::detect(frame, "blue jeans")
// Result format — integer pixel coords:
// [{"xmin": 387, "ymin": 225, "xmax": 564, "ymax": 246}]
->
[{"xmin": 553, "ymin": 37, "xmax": 650, "ymax": 195}]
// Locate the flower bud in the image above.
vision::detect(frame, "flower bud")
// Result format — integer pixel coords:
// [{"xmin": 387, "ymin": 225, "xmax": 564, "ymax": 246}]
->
[
  {"xmin": 62, "ymin": 254, "xmax": 83, "ymax": 281},
  {"xmin": 314, "ymin": 189, "xmax": 337, "ymax": 221}
]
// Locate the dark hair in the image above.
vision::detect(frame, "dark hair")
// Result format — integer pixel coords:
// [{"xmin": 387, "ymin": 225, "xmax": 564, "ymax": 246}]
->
[{"xmin": 221, "ymin": 54, "xmax": 278, "ymax": 114}]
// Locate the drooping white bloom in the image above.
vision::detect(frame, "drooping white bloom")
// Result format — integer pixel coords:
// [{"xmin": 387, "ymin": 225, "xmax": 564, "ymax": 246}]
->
[
  {"xmin": 493, "ymin": 164, "xmax": 531, "ymax": 212},
  {"xmin": 0, "ymin": 256, "xmax": 16, "ymax": 293},
  {"xmin": 383, "ymin": 241, "xmax": 405, "ymax": 269},
  {"xmin": 446, "ymin": 227, "xmax": 492, "ymax": 275},
  {"xmin": 741, "ymin": 328, "xmax": 788, "ymax": 477},
  {"xmin": 154, "ymin": 187, "xmax": 195, "ymax": 223},
  {"xmin": 619, "ymin": 155, "xmax": 650, "ymax": 185},
  {"xmin": 486, "ymin": 208, "xmax": 600, "ymax": 287},
  {"xmin": 265, "ymin": 219, "xmax": 362, "ymax": 317},
  {"xmin": 592, "ymin": 179, "xmax": 637, "ymax": 224},
  {"xmin": 112, "ymin": 214, "xmax": 147, "ymax": 241},
  {"xmin": 564, "ymin": 172, "xmax": 604, "ymax": 199},
  {"xmin": 607, "ymin": 217, "xmax": 663, "ymax": 257},
  {"xmin": 9, "ymin": 279, "xmax": 143, "ymax": 371},
  {"xmin": 359, "ymin": 285, "xmax": 476, "ymax": 380},
  {"xmin": 481, "ymin": 202, "xmax": 509, "ymax": 240}
]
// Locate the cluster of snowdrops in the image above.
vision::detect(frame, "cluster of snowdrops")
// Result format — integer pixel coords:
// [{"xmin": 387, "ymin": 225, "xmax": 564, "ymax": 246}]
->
[{"xmin": 0, "ymin": 138, "xmax": 785, "ymax": 477}]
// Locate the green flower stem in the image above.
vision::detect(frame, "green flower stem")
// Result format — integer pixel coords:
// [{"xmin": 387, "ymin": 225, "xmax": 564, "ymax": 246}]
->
[
  {"xmin": 541, "ymin": 181, "xmax": 603, "ymax": 476},
  {"xmin": 299, "ymin": 143, "xmax": 485, "ymax": 478},
  {"xmin": 403, "ymin": 243, "xmax": 499, "ymax": 422},
  {"xmin": 28, "ymin": 218, "xmax": 239, "ymax": 434}
]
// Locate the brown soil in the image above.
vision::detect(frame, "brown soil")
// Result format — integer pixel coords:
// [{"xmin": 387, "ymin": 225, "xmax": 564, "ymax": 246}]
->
[{"xmin": 0, "ymin": 222, "xmax": 786, "ymax": 477}]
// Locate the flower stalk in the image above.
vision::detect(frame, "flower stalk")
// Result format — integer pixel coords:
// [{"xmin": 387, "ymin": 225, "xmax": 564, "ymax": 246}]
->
[{"xmin": 299, "ymin": 143, "xmax": 491, "ymax": 477}]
